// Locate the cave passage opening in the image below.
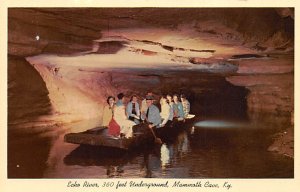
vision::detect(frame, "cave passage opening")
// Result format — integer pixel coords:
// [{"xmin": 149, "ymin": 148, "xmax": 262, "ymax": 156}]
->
[{"xmin": 124, "ymin": 71, "xmax": 250, "ymax": 122}]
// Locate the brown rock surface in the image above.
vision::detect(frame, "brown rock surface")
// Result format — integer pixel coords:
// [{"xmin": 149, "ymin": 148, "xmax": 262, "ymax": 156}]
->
[
  {"xmin": 226, "ymin": 54, "xmax": 293, "ymax": 115},
  {"xmin": 8, "ymin": 8, "xmax": 293, "ymax": 57},
  {"xmin": 8, "ymin": 56, "xmax": 52, "ymax": 126},
  {"xmin": 7, "ymin": 8, "xmax": 294, "ymax": 158},
  {"xmin": 268, "ymin": 127, "xmax": 294, "ymax": 158},
  {"xmin": 226, "ymin": 53, "xmax": 294, "ymax": 157}
]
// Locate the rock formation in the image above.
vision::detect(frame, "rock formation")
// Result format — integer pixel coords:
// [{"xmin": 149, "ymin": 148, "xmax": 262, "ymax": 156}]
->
[{"xmin": 8, "ymin": 8, "xmax": 294, "ymax": 157}]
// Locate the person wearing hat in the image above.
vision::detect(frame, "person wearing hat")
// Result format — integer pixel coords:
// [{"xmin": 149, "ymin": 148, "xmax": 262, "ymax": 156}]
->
[
  {"xmin": 142, "ymin": 95, "xmax": 161, "ymax": 129},
  {"xmin": 141, "ymin": 91, "xmax": 153, "ymax": 119}
]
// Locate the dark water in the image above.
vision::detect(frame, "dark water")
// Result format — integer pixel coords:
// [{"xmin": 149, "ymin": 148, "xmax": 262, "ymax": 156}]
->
[
  {"xmin": 8, "ymin": 116, "xmax": 293, "ymax": 178},
  {"xmin": 7, "ymin": 74, "xmax": 293, "ymax": 178}
]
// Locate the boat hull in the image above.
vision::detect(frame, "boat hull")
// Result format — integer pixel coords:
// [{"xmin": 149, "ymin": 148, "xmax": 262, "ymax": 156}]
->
[{"xmin": 64, "ymin": 117, "xmax": 195, "ymax": 150}]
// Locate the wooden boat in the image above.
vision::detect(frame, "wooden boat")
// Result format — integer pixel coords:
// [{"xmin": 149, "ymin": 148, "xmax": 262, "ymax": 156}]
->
[
  {"xmin": 64, "ymin": 115, "xmax": 195, "ymax": 150},
  {"xmin": 64, "ymin": 127, "xmax": 138, "ymax": 150}
]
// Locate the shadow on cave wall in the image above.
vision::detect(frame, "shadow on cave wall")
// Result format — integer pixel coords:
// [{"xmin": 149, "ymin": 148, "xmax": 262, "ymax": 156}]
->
[
  {"xmin": 8, "ymin": 55, "xmax": 52, "ymax": 125},
  {"xmin": 158, "ymin": 73, "xmax": 249, "ymax": 120},
  {"xmin": 8, "ymin": 55, "xmax": 54, "ymax": 178}
]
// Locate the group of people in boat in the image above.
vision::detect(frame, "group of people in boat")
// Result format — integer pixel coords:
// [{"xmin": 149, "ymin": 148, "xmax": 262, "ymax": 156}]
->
[{"xmin": 102, "ymin": 92, "xmax": 191, "ymax": 139}]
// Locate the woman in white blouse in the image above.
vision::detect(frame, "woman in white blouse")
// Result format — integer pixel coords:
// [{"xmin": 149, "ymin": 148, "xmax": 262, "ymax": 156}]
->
[{"xmin": 160, "ymin": 96, "xmax": 173, "ymax": 127}]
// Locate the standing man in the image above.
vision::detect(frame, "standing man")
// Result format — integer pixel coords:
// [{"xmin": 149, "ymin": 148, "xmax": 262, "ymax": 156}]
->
[
  {"xmin": 143, "ymin": 95, "xmax": 161, "ymax": 129},
  {"xmin": 141, "ymin": 91, "xmax": 153, "ymax": 119}
]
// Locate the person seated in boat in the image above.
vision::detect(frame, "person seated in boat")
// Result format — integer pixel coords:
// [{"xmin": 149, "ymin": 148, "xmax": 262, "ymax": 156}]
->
[
  {"xmin": 142, "ymin": 95, "xmax": 161, "ymax": 129},
  {"xmin": 159, "ymin": 96, "xmax": 173, "ymax": 127},
  {"xmin": 126, "ymin": 94, "xmax": 141, "ymax": 124},
  {"xmin": 166, "ymin": 94, "xmax": 175, "ymax": 120},
  {"xmin": 102, "ymin": 96, "xmax": 115, "ymax": 127},
  {"xmin": 103, "ymin": 96, "xmax": 120, "ymax": 137},
  {"xmin": 180, "ymin": 94, "xmax": 191, "ymax": 118},
  {"xmin": 173, "ymin": 94, "xmax": 185, "ymax": 120},
  {"xmin": 116, "ymin": 93, "xmax": 125, "ymax": 107},
  {"xmin": 141, "ymin": 91, "xmax": 153, "ymax": 119},
  {"xmin": 114, "ymin": 93, "xmax": 136, "ymax": 138}
]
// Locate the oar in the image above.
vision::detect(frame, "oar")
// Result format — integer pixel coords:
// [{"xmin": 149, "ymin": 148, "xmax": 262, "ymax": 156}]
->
[
  {"xmin": 148, "ymin": 125, "xmax": 162, "ymax": 144},
  {"xmin": 144, "ymin": 115, "xmax": 162, "ymax": 144}
]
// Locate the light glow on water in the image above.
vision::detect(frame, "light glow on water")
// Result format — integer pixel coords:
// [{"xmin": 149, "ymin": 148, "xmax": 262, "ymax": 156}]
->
[{"xmin": 194, "ymin": 120, "xmax": 248, "ymax": 129}]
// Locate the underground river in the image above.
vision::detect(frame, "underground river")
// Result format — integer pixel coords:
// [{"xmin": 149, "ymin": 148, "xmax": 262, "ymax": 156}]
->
[{"xmin": 8, "ymin": 70, "xmax": 293, "ymax": 178}]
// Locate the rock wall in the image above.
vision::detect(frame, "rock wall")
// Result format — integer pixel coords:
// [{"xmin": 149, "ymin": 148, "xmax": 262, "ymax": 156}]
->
[
  {"xmin": 226, "ymin": 53, "xmax": 294, "ymax": 137},
  {"xmin": 8, "ymin": 8, "xmax": 294, "ymax": 129},
  {"xmin": 25, "ymin": 52, "xmax": 249, "ymax": 126},
  {"xmin": 225, "ymin": 53, "xmax": 294, "ymax": 157},
  {"xmin": 8, "ymin": 56, "xmax": 52, "ymax": 126},
  {"xmin": 8, "ymin": 8, "xmax": 293, "ymax": 57}
]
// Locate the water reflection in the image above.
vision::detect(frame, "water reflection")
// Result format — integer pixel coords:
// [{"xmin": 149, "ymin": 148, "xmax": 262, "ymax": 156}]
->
[
  {"xmin": 61, "ymin": 131, "xmax": 193, "ymax": 178},
  {"xmin": 160, "ymin": 144, "xmax": 170, "ymax": 170},
  {"xmin": 177, "ymin": 132, "xmax": 189, "ymax": 155},
  {"xmin": 9, "ymin": 113, "xmax": 293, "ymax": 178},
  {"xmin": 57, "ymin": 117, "xmax": 293, "ymax": 178},
  {"xmin": 106, "ymin": 165, "xmax": 124, "ymax": 178},
  {"xmin": 140, "ymin": 151, "xmax": 154, "ymax": 178}
]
